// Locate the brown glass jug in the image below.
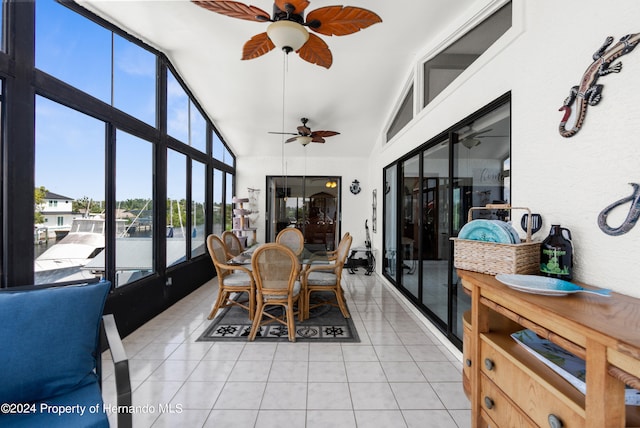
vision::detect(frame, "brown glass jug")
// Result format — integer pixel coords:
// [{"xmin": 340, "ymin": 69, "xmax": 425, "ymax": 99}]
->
[{"xmin": 540, "ymin": 225, "xmax": 573, "ymax": 280}]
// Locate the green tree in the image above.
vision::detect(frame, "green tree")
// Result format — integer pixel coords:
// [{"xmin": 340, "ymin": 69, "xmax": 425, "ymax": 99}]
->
[
  {"xmin": 73, "ymin": 196, "xmax": 90, "ymax": 216},
  {"xmin": 34, "ymin": 186, "xmax": 48, "ymax": 224}
]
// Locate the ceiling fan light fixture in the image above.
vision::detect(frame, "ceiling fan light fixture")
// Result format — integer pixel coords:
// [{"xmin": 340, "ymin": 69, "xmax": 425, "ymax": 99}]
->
[
  {"xmin": 297, "ymin": 135, "xmax": 313, "ymax": 146},
  {"xmin": 461, "ymin": 139, "xmax": 481, "ymax": 150},
  {"xmin": 325, "ymin": 180, "xmax": 337, "ymax": 188},
  {"xmin": 267, "ymin": 20, "xmax": 309, "ymax": 53}
]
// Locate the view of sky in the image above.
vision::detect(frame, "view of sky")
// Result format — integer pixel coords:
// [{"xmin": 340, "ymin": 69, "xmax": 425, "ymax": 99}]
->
[{"xmin": 33, "ymin": 0, "xmax": 212, "ymax": 203}]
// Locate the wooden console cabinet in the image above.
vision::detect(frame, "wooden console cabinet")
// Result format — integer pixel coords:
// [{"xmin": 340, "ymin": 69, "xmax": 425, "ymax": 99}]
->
[{"xmin": 459, "ymin": 269, "xmax": 640, "ymax": 428}]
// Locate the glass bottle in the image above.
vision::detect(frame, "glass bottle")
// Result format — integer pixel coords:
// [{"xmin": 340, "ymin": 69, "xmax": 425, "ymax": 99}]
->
[{"xmin": 540, "ymin": 225, "xmax": 573, "ymax": 280}]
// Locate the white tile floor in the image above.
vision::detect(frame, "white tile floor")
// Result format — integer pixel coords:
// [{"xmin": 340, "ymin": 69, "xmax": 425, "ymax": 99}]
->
[{"xmin": 101, "ymin": 272, "xmax": 470, "ymax": 427}]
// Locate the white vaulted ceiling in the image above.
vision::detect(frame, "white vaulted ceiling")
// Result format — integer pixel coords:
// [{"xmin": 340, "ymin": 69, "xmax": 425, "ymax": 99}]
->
[{"xmin": 77, "ymin": 0, "xmax": 492, "ymax": 159}]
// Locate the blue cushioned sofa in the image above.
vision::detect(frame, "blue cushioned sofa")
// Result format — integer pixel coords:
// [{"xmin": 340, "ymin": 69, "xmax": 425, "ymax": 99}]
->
[{"xmin": 0, "ymin": 279, "xmax": 131, "ymax": 427}]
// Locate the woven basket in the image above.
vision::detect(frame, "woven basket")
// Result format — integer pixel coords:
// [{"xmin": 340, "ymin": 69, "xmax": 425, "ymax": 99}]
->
[{"xmin": 451, "ymin": 204, "xmax": 540, "ymax": 275}]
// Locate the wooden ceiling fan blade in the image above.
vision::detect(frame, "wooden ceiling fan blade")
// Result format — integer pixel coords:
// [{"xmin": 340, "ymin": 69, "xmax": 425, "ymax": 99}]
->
[
  {"xmin": 311, "ymin": 136, "xmax": 326, "ymax": 143},
  {"xmin": 274, "ymin": 0, "xmax": 309, "ymax": 15},
  {"xmin": 284, "ymin": 136, "xmax": 298, "ymax": 143},
  {"xmin": 297, "ymin": 33, "xmax": 332, "ymax": 68},
  {"xmin": 268, "ymin": 131, "xmax": 298, "ymax": 135},
  {"xmin": 242, "ymin": 32, "xmax": 275, "ymax": 60},
  {"xmin": 306, "ymin": 6, "xmax": 382, "ymax": 37},
  {"xmin": 312, "ymin": 130, "xmax": 340, "ymax": 138},
  {"xmin": 191, "ymin": 0, "xmax": 270, "ymax": 22}
]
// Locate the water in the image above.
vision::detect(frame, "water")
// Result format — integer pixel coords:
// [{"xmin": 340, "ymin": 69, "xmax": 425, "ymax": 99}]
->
[{"xmin": 34, "ymin": 238, "xmax": 59, "ymax": 259}]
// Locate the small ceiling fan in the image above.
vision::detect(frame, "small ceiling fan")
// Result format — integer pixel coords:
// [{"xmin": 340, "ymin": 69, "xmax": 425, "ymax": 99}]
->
[
  {"xmin": 458, "ymin": 128, "xmax": 508, "ymax": 149},
  {"xmin": 269, "ymin": 117, "xmax": 339, "ymax": 146},
  {"xmin": 191, "ymin": 0, "xmax": 382, "ymax": 68}
]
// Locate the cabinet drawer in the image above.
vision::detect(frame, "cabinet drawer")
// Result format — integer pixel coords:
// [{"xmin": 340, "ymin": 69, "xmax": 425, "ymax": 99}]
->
[
  {"xmin": 480, "ymin": 373, "xmax": 536, "ymax": 428},
  {"xmin": 462, "ymin": 311, "xmax": 471, "ymax": 398},
  {"xmin": 480, "ymin": 333, "xmax": 585, "ymax": 427}
]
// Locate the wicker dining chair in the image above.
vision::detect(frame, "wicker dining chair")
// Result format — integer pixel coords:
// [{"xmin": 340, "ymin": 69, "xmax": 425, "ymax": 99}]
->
[
  {"xmin": 222, "ymin": 230, "xmax": 244, "ymax": 259},
  {"xmin": 249, "ymin": 243, "xmax": 302, "ymax": 342},
  {"xmin": 206, "ymin": 234, "xmax": 255, "ymax": 320},
  {"xmin": 275, "ymin": 227, "xmax": 305, "ymax": 257},
  {"xmin": 301, "ymin": 231, "xmax": 351, "ymax": 277},
  {"xmin": 302, "ymin": 233, "xmax": 352, "ymax": 320},
  {"xmin": 321, "ymin": 232, "xmax": 350, "ymax": 263}
]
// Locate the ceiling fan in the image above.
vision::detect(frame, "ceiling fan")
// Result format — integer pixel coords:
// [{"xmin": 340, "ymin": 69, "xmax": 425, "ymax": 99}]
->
[
  {"xmin": 191, "ymin": 0, "xmax": 382, "ymax": 68},
  {"xmin": 458, "ymin": 127, "xmax": 509, "ymax": 149},
  {"xmin": 269, "ymin": 117, "xmax": 340, "ymax": 146}
]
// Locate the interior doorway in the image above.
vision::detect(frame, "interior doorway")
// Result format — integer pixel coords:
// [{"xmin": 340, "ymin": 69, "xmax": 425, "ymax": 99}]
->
[{"xmin": 266, "ymin": 176, "xmax": 341, "ymax": 251}]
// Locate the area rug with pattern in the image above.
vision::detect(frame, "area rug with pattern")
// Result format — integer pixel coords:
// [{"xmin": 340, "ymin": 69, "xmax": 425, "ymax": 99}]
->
[{"xmin": 197, "ymin": 291, "xmax": 359, "ymax": 342}]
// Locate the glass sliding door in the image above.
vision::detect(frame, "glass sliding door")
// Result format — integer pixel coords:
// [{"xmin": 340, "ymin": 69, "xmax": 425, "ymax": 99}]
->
[
  {"xmin": 400, "ymin": 155, "xmax": 420, "ymax": 300},
  {"xmin": 382, "ymin": 95, "xmax": 511, "ymax": 348},
  {"xmin": 267, "ymin": 176, "xmax": 340, "ymax": 252},
  {"xmin": 383, "ymin": 166, "xmax": 397, "ymax": 278},
  {"xmin": 451, "ymin": 100, "xmax": 511, "ymax": 338},
  {"xmin": 420, "ymin": 140, "xmax": 450, "ymax": 325}
]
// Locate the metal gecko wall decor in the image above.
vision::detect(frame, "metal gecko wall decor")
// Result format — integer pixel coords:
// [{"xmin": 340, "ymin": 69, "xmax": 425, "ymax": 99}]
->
[
  {"xmin": 598, "ymin": 183, "xmax": 640, "ymax": 236},
  {"xmin": 559, "ymin": 33, "xmax": 640, "ymax": 138}
]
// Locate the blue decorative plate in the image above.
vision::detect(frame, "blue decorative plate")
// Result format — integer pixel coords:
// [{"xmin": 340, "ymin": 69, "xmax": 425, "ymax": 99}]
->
[
  {"xmin": 495, "ymin": 274, "xmax": 611, "ymax": 297},
  {"xmin": 491, "ymin": 220, "xmax": 520, "ymax": 244},
  {"xmin": 458, "ymin": 220, "xmax": 514, "ymax": 244}
]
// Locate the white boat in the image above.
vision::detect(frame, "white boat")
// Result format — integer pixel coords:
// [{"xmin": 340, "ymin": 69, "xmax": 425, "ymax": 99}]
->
[
  {"xmin": 34, "ymin": 217, "xmax": 126, "ymax": 284},
  {"xmin": 35, "ymin": 216, "xmax": 206, "ymax": 286}
]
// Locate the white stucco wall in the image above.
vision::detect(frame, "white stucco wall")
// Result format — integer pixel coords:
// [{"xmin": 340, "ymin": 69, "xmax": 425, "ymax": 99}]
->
[
  {"xmin": 367, "ymin": 0, "xmax": 640, "ymax": 297},
  {"xmin": 239, "ymin": 0, "xmax": 640, "ymax": 297},
  {"xmin": 512, "ymin": 1, "xmax": 640, "ymax": 296}
]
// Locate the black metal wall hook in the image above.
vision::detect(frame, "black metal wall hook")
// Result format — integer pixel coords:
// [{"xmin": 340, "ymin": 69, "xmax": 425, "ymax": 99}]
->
[{"xmin": 598, "ymin": 183, "xmax": 640, "ymax": 236}]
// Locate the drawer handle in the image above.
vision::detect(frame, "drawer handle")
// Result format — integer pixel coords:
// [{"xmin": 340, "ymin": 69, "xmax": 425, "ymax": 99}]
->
[
  {"xmin": 465, "ymin": 359, "xmax": 472, "ymax": 367},
  {"xmin": 484, "ymin": 396, "xmax": 494, "ymax": 409},
  {"xmin": 548, "ymin": 414, "xmax": 563, "ymax": 428},
  {"xmin": 484, "ymin": 358, "xmax": 495, "ymax": 371}
]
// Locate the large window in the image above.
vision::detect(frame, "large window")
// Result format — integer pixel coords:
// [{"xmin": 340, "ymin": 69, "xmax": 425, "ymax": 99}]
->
[
  {"xmin": 167, "ymin": 149, "xmax": 187, "ymax": 267},
  {"xmin": 385, "ymin": 2, "xmax": 511, "ymax": 144},
  {"xmin": 213, "ymin": 169, "xmax": 224, "ymax": 235},
  {"xmin": 114, "ymin": 130, "xmax": 154, "ymax": 287},
  {"xmin": 36, "ymin": 0, "xmax": 157, "ymax": 126},
  {"xmin": 225, "ymin": 172, "xmax": 233, "ymax": 231},
  {"xmin": 36, "ymin": 1, "xmax": 111, "ymax": 102},
  {"xmin": 191, "ymin": 160, "xmax": 206, "ymax": 257},
  {"xmin": 213, "ymin": 130, "xmax": 234, "ymax": 167},
  {"xmin": 34, "ymin": 96, "xmax": 105, "ymax": 284},
  {"xmin": 167, "ymin": 69, "xmax": 207, "ymax": 152},
  {"xmin": 386, "ymin": 83, "xmax": 414, "ymax": 142},
  {"xmin": 5, "ymin": 0, "xmax": 236, "ymax": 292},
  {"xmin": 383, "ymin": 95, "xmax": 511, "ymax": 348},
  {"xmin": 423, "ymin": 2, "xmax": 512, "ymax": 107}
]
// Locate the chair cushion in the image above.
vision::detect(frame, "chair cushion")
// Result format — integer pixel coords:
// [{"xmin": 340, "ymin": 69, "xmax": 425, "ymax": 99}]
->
[
  {"xmin": 307, "ymin": 271, "xmax": 337, "ymax": 286},
  {"xmin": 222, "ymin": 271, "xmax": 252, "ymax": 286},
  {"xmin": 0, "ymin": 381, "xmax": 108, "ymax": 427},
  {"xmin": 264, "ymin": 281, "xmax": 301, "ymax": 300},
  {"xmin": 0, "ymin": 280, "xmax": 111, "ymax": 406}
]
